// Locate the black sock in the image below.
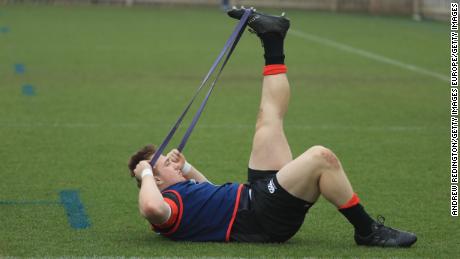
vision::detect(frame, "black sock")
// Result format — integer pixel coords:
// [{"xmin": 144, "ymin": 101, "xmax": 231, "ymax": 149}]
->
[
  {"xmin": 339, "ymin": 204, "xmax": 375, "ymax": 237},
  {"xmin": 260, "ymin": 33, "xmax": 285, "ymax": 65}
]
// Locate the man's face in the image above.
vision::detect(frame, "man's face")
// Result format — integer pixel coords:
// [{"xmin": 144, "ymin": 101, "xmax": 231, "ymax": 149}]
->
[{"xmin": 152, "ymin": 154, "xmax": 186, "ymax": 188}]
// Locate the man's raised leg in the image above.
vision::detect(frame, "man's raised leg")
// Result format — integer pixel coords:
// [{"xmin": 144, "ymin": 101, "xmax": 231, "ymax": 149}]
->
[
  {"xmin": 249, "ymin": 73, "xmax": 292, "ymax": 171},
  {"xmin": 227, "ymin": 8, "xmax": 293, "ymax": 172}
]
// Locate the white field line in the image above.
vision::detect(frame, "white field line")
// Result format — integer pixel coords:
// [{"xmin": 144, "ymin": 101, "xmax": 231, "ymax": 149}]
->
[
  {"xmin": 290, "ymin": 29, "xmax": 449, "ymax": 82},
  {"xmin": 0, "ymin": 122, "xmax": 443, "ymax": 132}
]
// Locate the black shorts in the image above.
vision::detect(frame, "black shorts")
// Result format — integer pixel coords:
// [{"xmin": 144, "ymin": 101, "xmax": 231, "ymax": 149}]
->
[{"xmin": 230, "ymin": 168, "xmax": 314, "ymax": 242}]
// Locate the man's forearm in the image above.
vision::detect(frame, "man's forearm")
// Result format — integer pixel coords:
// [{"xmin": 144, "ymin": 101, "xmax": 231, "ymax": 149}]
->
[{"xmin": 183, "ymin": 162, "xmax": 209, "ymax": 183}]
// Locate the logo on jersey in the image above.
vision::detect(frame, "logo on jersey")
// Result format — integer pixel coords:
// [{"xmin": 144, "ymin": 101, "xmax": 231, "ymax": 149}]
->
[{"xmin": 267, "ymin": 179, "xmax": 277, "ymax": 194}]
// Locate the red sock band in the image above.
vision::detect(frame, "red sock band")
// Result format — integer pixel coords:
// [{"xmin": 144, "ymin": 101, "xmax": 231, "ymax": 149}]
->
[
  {"xmin": 263, "ymin": 64, "xmax": 287, "ymax": 76},
  {"xmin": 339, "ymin": 193, "xmax": 360, "ymax": 209}
]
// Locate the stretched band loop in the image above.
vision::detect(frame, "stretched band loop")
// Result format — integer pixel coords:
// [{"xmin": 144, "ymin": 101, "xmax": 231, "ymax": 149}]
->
[{"xmin": 150, "ymin": 9, "xmax": 252, "ymax": 167}]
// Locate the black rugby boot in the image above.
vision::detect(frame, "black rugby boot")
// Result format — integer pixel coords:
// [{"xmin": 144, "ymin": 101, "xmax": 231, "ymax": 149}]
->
[
  {"xmin": 354, "ymin": 216, "xmax": 417, "ymax": 248},
  {"xmin": 227, "ymin": 7, "xmax": 290, "ymax": 39}
]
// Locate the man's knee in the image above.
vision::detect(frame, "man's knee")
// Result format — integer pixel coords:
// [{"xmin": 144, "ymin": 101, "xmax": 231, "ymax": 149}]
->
[
  {"xmin": 255, "ymin": 113, "xmax": 283, "ymax": 132},
  {"xmin": 304, "ymin": 145, "xmax": 341, "ymax": 170},
  {"xmin": 255, "ymin": 107, "xmax": 284, "ymax": 130}
]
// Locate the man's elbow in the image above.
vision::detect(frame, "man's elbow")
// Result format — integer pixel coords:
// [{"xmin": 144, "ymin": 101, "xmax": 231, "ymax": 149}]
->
[{"xmin": 140, "ymin": 202, "xmax": 169, "ymax": 223}]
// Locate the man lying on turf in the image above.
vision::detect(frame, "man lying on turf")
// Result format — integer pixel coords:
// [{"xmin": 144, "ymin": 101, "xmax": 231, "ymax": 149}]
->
[{"xmin": 128, "ymin": 7, "xmax": 417, "ymax": 247}]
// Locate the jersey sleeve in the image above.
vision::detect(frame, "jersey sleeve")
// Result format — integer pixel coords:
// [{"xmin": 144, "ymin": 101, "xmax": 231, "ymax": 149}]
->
[{"xmin": 151, "ymin": 192, "xmax": 181, "ymax": 233}]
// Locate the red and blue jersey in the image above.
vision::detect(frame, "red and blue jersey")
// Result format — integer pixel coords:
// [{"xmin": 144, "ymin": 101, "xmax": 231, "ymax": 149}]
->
[{"xmin": 152, "ymin": 180, "xmax": 243, "ymax": 242}]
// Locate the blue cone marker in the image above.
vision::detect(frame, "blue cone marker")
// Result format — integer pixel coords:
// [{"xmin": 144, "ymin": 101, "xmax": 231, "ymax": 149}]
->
[
  {"xmin": 15, "ymin": 64, "xmax": 25, "ymax": 74},
  {"xmin": 0, "ymin": 26, "xmax": 10, "ymax": 33},
  {"xmin": 22, "ymin": 84, "xmax": 36, "ymax": 96}
]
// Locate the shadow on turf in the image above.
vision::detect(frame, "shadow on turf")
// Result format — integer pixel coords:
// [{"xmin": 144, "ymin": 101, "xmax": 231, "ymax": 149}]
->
[{"xmin": 131, "ymin": 232, "xmax": 338, "ymax": 247}]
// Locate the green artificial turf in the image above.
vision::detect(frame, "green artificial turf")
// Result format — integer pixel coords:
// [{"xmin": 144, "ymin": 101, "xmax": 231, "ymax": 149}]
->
[{"xmin": 0, "ymin": 4, "xmax": 457, "ymax": 258}]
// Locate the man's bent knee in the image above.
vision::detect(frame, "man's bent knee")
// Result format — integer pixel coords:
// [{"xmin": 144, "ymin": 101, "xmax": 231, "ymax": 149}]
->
[{"xmin": 305, "ymin": 145, "xmax": 341, "ymax": 170}]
